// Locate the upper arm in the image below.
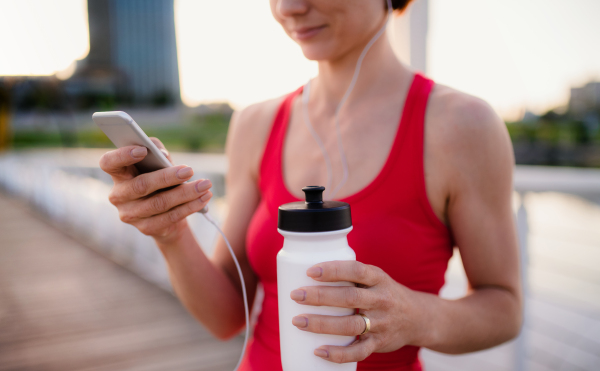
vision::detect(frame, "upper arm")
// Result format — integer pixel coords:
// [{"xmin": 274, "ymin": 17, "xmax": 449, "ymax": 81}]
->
[
  {"xmin": 211, "ymin": 97, "xmax": 283, "ymax": 298},
  {"xmin": 433, "ymin": 90, "xmax": 521, "ymax": 298}
]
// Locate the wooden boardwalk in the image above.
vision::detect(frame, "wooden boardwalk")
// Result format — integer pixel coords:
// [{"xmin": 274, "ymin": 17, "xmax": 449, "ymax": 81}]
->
[
  {"xmin": 0, "ymin": 193, "xmax": 243, "ymax": 371},
  {"xmin": 1, "ymin": 150, "xmax": 600, "ymax": 371}
]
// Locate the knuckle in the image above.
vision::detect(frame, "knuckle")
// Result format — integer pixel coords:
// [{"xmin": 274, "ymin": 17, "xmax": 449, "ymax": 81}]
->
[
  {"xmin": 192, "ymin": 199, "xmax": 204, "ymax": 212},
  {"xmin": 332, "ymin": 261, "xmax": 342, "ymax": 279},
  {"xmin": 185, "ymin": 183, "xmax": 198, "ymax": 199},
  {"xmin": 358, "ymin": 346, "xmax": 370, "ymax": 362},
  {"xmin": 377, "ymin": 291, "xmax": 393, "ymax": 309},
  {"xmin": 351, "ymin": 317, "xmax": 363, "ymax": 334},
  {"xmin": 99, "ymin": 153, "xmax": 110, "ymax": 171},
  {"xmin": 119, "ymin": 210, "xmax": 134, "ymax": 224},
  {"xmin": 353, "ymin": 262, "xmax": 368, "ymax": 281},
  {"xmin": 132, "ymin": 176, "xmax": 149, "ymax": 196},
  {"xmin": 184, "ymin": 201, "xmax": 199, "ymax": 217},
  {"xmin": 315, "ymin": 317, "xmax": 326, "ymax": 334},
  {"xmin": 328, "ymin": 350, "xmax": 342, "ymax": 364},
  {"xmin": 345, "ymin": 287, "xmax": 360, "ymax": 307},
  {"xmin": 108, "ymin": 190, "xmax": 119, "ymax": 205},
  {"xmin": 161, "ymin": 169, "xmax": 171, "ymax": 186},
  {"xmin": 137, "ymin": 223, "xmax": 152, "ymax": 236},
  {"xmin": 314, "ymin": 287, "xmax": 323, "ymax": 305},
  {"xmin": 114, "ymin": 150, "xmax": 127, "ymax": 167},
  {"xmin": 183, "ymin": 202, "xmax": 195, "ymax": 219},
  {"xmin": 337, "ymin": 350, "xmax": 349, "ymax": 364},
  {"xmin": 150, "ymin": 193, "xmax": 169, "ymax": 213},
  {"xmin": 119, "ymin": 148, "xmax": 130, "ymax": 162},
  {"xmin": 169, "ymin": 201, "xmax": 198, "ymax": 226},
  {"xmin": 373, "ymin": 266, "xmax": 386, "ymax": 283},
  {"xmin": 344, "ymin": 316, "xmax": 357, "ymax": 334},
  {"xmin": 168, "ymin": 207, "xmax": 182, "ymax": 224}
]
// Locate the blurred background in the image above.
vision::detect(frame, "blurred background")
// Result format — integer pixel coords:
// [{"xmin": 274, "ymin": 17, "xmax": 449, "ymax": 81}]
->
[{"xmin": 0, "ymin": 0, "xmax": 599, "ymax": 370}]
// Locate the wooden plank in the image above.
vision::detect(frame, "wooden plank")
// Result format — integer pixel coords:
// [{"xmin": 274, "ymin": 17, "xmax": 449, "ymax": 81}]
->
[{"xmin": 0, "ymin": 193, "xmax": 243, "ymax": 371}]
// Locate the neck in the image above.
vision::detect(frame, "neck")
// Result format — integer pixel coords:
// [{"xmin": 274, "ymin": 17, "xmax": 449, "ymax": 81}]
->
[{"xmin": 310, "ymin": 31, "xmax": 408, "ymax": 114}]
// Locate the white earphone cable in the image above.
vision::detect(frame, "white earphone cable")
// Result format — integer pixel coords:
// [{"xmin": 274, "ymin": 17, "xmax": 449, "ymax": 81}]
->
[
  {"xmin": 202, "ymin": 2, "xmax": 395, "ymax": 370},
  {"xmin": 302, "ymin": 81, "xmax": 334, "ymax": 199},
  {"xmin": 202, "ymin": 212, "xmax": 250, "ymax": 371},
  {"xmin": 303, "ymin": 0, "xmax": 393, "ymax": 200}
]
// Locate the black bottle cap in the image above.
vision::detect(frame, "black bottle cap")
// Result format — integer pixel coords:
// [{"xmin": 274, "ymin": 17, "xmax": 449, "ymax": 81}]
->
[{"xmin": 278, "ymin": 186, "xmax": 352, "ymax": 232}]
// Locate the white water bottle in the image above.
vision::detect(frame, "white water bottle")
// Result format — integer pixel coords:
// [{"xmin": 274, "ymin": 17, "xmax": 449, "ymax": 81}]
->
[{"xmin": 277, "ymin": 186, "xmax": 357, "ymax": 371}]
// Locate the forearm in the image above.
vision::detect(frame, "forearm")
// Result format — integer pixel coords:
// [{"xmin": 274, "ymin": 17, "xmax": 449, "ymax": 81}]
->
[
  {"xmin": 410, "ymin": 286, "xmax": 522, "ymax": 354},
  {"xmin": 154, "ymin": 224, "xmax": 248, "ymax": 339}
]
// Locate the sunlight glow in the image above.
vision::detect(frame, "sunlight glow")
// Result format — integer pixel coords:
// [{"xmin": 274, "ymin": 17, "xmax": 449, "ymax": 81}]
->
[
  {"xmin": 174, "ymin": 0, "xmax": 317, "ymax": 108},
  {"xmin": 0, "ymin": 0, "xmax": 89, "ymax": 76},
  {"xmin": 428, "ymin": 0, "xmax": 600, "ymax": 119},
  {"xmin": 0, "ymin": 0, "xmax": 599, "ymax": 119}
]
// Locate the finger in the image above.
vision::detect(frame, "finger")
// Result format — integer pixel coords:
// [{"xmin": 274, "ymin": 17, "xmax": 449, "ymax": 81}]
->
[
  {"xmin": 307, "ymin": 261, "xmax": 385, "ymax": 287},
  {"xmin": 292, "ymin": 313, "xmax": 367, "ymax": 336},
  {"xmin": 315, "ymin": 336, "xmax": 377, "ymax": 364},
  {"xmin": 149, "ymin": 137, "xmax": 173, "ymax": 164},
  {"xmin": 129, "ymin": 179, "xmax": 212, "ymax": 219},
  {"xmin": 290, "ymin": 285, "xmax": 375, "ymax": 309},
  {"xmin": 114, "ymin": 165, "xmax": 194, "ymax": 202},
  {"xmin": 99, "ymin": 146, "xmax": 147, "ymax": 180},
  {"xmin": 135, "ymin": 195, "xmax": 212, "ymax": 236}
]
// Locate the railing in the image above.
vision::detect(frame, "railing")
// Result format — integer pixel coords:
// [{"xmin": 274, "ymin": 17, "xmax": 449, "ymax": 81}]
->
[{"xmin": 2, "ymin": 149, "xmax": 599, "ymax": 371}]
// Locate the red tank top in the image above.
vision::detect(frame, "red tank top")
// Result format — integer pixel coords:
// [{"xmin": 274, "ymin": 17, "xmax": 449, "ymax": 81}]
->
[{"xmin": 241, "ymin": 73, "xmax": 453, "ymax": 371}]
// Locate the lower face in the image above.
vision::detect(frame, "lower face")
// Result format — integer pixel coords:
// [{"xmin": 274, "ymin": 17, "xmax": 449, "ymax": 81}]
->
[{"xmin": 269, "ymin": 0, "xmax": 386, "ymax": 61}]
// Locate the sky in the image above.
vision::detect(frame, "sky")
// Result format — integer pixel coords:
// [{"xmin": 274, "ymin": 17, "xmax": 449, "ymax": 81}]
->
[
  {"xmin": 1, "ymin": 0, "xmax": 599, "ymax": 120},
  {"xmin": 0, "ymin": 0, "xmax": 89, "ymax": 77}
]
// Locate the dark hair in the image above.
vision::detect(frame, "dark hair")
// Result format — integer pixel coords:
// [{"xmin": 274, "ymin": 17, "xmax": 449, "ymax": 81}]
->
[{"xmin": 391, "ymin": 0, "xmax": 413, "ymax": 12}]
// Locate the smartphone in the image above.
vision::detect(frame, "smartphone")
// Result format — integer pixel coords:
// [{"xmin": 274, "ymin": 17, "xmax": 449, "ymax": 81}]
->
[
  {"xmin": 92, "ymin": 111, "xmax": 208, "ymax": 212},
  {"xmin": 92, "ymin": 111, "xmax": 172, "ymax": 174}
]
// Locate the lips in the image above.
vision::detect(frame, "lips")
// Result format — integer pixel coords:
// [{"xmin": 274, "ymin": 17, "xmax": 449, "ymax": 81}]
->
[{"xmin": 292, "ymin": 25, "xmax": 327, "ymax": 41}]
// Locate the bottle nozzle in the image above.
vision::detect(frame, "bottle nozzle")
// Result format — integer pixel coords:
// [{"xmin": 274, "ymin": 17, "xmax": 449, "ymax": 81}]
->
[{"xmin": 302, "ymin": 186, "xmax": 325, "ymax": 204}]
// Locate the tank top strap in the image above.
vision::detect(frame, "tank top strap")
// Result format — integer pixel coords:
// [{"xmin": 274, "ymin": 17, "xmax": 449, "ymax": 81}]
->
[
  {"xmin": 382, "ymin": 73, "xmax": 445, "ymax": 229},
  {"xmin": 393, "ymin": 72, "xmax": 434, "ymax": 181}
]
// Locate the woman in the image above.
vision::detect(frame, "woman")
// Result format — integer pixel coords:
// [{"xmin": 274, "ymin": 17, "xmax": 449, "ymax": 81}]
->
[{"xmin": 99, "ymin": 0, "xmax": 522, "ymax": 370}]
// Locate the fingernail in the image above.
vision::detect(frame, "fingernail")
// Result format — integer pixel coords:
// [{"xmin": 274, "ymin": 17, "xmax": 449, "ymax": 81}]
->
[
  {"xmin": 314, "ymin": 349, "xmax": 329, "ymax": 358},
  {"xmin": 200, "ymin": 192, "xmax": 211, "ymax": 202},
  {"xmin": 292, "ymin": 316, "xmax": 308, "ymax": 328},
  {"xmin": 307, "ymin": 267, "xmax": 322, "ymax": 278},
  {"xmin": 195, "ymin": 179, "xmax": 211, "ymax": 193},
  {"xmin": 176, "ymin": 167, "xmax": 193, "ymax": 179},
  {"xmin": 160, "ymin": 148, "xmax": 169, "ymax": 157},
  {"xmin": 131, "ymin": 147, "xmax": 147, "ymax": 158},
  {"xmin": 290, "ymin": 289, "xmax": 306, "ymax": 301}
]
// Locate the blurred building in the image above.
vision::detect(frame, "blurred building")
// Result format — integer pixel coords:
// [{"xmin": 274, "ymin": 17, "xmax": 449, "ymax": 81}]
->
[
  {"xmin": 569, "ymin": 81, "xmax": 600, "ymax": 118},
  {"xmin": 66, "ymin": 0, "xmax": 180, "ymax": 106}
]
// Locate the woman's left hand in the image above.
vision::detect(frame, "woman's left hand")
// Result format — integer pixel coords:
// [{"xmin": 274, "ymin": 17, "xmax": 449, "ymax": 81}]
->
[{"xmin": 290, "ymin": 260, "xmax": 421, "ymax": 364}]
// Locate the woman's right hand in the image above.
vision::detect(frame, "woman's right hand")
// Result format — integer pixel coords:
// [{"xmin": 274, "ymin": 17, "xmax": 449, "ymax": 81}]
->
[{"xmin": 99, "ymin": 140, "xmax": 212, "ymax": 243}]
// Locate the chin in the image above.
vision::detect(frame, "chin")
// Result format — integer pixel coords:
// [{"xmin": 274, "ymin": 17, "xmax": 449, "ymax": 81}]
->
[{"xmin": 298, "ymin": 43, "xmax": 335, "ymax": 62}]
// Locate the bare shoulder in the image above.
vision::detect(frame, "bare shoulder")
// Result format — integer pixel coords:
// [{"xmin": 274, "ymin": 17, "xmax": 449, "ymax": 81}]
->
[
  {"xmin": 427, "ymin": 84, "xmax": 510, "ymax": 154},
  {"xmin": 226, "ymin": 96, "xmax": 286, "ymax": 181},
  {"xmin": 425, "ymin": 83, "xmax": 514, "ymax": 196}
]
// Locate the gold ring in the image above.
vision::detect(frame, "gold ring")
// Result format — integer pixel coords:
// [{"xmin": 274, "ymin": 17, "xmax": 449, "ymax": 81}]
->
[{"xmin": 357, "ymin": 313, "xmax": 371, "ymax": 335}]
